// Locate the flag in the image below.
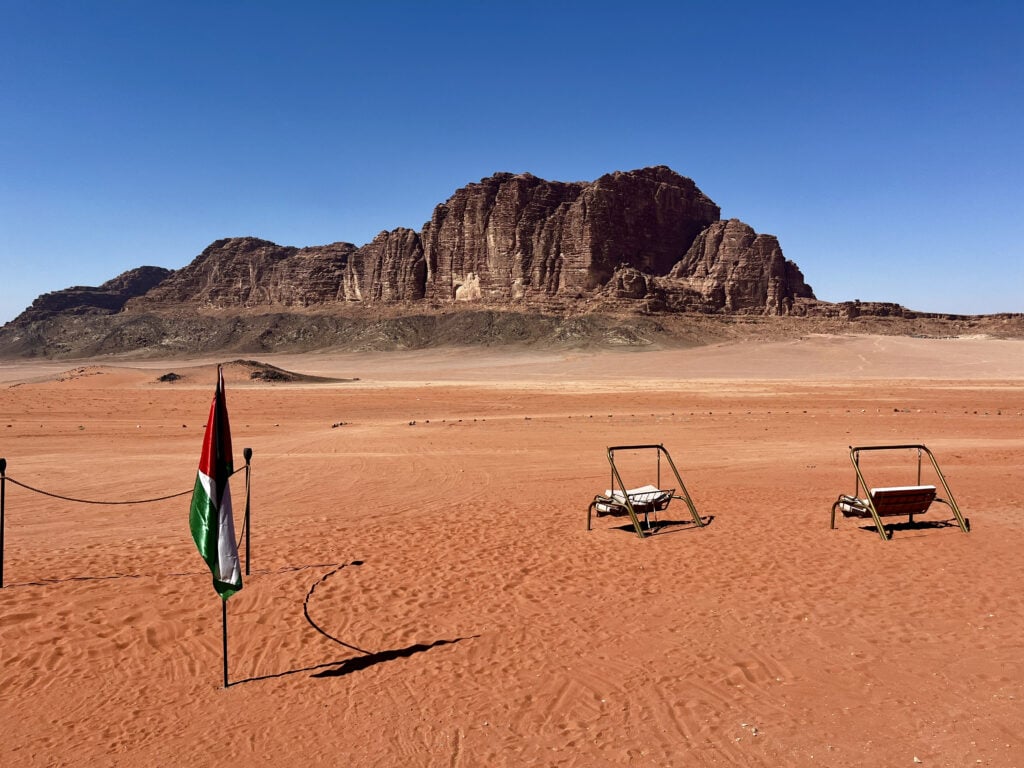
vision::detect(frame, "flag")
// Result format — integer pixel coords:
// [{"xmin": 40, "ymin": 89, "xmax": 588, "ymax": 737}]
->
[{"xmin": 189, "ymin": 366, "xmax": 242, "ymax": 599}]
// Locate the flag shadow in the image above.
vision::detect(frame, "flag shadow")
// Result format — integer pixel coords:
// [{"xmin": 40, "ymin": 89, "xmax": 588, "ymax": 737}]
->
[{"xmin": 311, "ymin": 636, "xmax": 476, "ymax": 678}]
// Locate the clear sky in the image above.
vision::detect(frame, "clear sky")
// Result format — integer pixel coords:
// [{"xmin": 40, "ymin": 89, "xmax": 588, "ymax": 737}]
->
[{"xmin": 2, "ymin": 1, "xmax": 1021, "ymax": 324}]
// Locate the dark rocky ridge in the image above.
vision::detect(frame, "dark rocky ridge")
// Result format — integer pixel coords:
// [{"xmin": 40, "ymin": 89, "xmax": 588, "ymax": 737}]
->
[
  {"xmin": 2, "ymin": 166, "xmax": 1020, "ymax": 358},
  {"xmin": 123, "ymin": 166, "xmax": 746, "ymax": 314},
  {"xmin": 14, "ymin": 266, "xmax": 173, "ymax": 322}
]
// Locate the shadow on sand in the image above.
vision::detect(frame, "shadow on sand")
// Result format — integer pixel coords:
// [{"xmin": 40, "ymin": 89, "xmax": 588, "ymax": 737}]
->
[
  {"xmin": 228, "ymin": 636, "xmax": 477, "ymax": 687},
  {"xmin": 311, "ymin": 637, "xmax": 475, "ymax": 678},
  {"xmin": 858, "ymin": 517, "xmax": 971, "ymax": 538},
  {"xmin": 610, "ymin": 514, "xmax": 715, "ymax": 537}
]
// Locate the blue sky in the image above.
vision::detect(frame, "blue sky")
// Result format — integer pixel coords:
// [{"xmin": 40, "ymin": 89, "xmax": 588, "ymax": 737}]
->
[{"xmin": 2, "ymin": 0, "xmax": 1021, "ymax": 323}]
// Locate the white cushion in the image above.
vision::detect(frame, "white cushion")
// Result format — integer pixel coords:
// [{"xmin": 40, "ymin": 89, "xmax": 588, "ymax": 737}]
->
[{"xmin": 596, "ymin": 485, "xmax": 670, "ymax": 513}]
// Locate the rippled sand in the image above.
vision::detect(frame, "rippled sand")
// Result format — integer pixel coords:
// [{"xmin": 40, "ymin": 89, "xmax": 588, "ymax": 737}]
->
[{"xmin": 2, "ymin": 335, "xmax": 1023, "ymax": 767}]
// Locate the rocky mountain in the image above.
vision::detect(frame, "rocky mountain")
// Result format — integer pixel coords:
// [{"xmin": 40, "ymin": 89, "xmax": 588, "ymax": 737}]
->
[
  {"xmin": 13, "ymin": 266, "xmax": 172, "ymax": 323},
  {"xmin": 39, "ymin": 166, "xmax": 810, "ymax": 317},
  {"xmin": 119, "ymin": 166, "xmax": 760, "ymax": 315},
  {"xmin": 665, "ymin": 219, "xmax": 814, "ymax": 313},
  {"xmin": 5, "ymin": 165, "xmax": 1015, "ymax": 358}
]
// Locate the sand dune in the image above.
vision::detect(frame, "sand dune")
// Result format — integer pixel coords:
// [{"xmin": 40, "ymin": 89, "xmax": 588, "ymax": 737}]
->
[{"xmin": 1, "ymin": 335, "xmax": 1022, "ymax": 766}]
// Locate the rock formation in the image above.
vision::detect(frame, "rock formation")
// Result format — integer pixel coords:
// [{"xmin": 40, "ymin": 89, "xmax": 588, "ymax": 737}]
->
[
  {"xmin": 2, "ymin": 165, "xmax": 869, "ymax": 356},
  {"xmin": 666, "ymin": 219, "xmax": 814, "ymax": 314},
  {"xmin": 120, "ymin": 166, "xmax": 802, "ymax": 317},
  {"xmin": 419, "ymin": 166, "xmax": 722, "ymax": 303},
  {"xmin": 131, "ymin": 238, "xmax": 359, "ymax": 308},
  {"xmin": 14, "ymin": 266, "xmax": 172, "ymax": 322}
]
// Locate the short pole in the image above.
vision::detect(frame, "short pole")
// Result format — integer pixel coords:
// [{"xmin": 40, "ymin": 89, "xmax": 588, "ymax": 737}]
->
[
  {"xmin": 222, "ymin": 599, "xmax": 229, "ymax": 688},
  {"xmin": 243, "ymin": 447, "xmax": 252, "ymax": 576},
  {"xmin": 1, "ymin": 457, "xmax": 6, "ymax": 589}
]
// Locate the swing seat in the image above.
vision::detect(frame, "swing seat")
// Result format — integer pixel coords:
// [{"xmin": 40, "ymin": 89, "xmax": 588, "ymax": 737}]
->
[
  {"xmin": 834, "ymin": 485, "xmax": 936, "ymax": 519},
  {"xmin": 592, "ymin": 485, "xmax": 674, "ymax": 517},
  {"xmin": 829, "ymin": 444, "xmax": 969, "ymax": 541},
  {"xmin": 586, "ymin": 444, "xmax": 704, "ymax": 539}
]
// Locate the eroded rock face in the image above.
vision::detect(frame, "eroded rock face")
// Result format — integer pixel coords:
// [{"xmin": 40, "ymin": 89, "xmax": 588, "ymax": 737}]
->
[
  {"xmin": 129, "ymin": 238, "xmax": 360, "ymax": 309},
  {"xmin": 667, "ymin": 219, "xmax": 814, "ymax": 314},
  {"xmin": 121, "ymin": 167, "xmax": 749, "ymax": 315},
  {"xmin": 352, "ymin": 228, "xmax": 425, "ymax": 302},
  {"xmin": 13, "ymin": 266, "xmax": 172, "ymax": 322},
  {"xmin": 420, "ymin": 166, "xmax": 722, "ymax": 302},
  {"xmin": 421, "ymin": 172, "xmax": 584, "ymax": 302},
  {"xmin": 7, "ymin": 167, "xmax": 823, "ymax": 352}
]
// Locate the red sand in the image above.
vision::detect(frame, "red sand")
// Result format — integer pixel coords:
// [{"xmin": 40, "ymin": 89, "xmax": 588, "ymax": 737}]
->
[{"xmin": 1, "ymin": 335, "xmax": 1023, "ymax": 766}]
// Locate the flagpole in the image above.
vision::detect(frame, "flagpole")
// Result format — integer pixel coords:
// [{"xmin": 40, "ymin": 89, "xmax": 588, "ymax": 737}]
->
[
  {"xmin": 222, "ymin": 599, "xmax": 229, "ymax": 688},
  {"xmin": 243, "ymin": 447, "xmax": 252, "ymax": 576},
  {"xmin": 0, "ymin": 457, "xmax": 6, "ymax": 589}
]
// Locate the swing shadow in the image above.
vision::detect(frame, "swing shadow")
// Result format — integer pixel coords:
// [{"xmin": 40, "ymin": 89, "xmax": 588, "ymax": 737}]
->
[
  {"xmin": 856, "ymin": 517, "xmax": 971, "ymax": 538},
  {"xmin": 609, "ymin": 514, "xmax": 715, "ymax": 537},
  {"xmin": 228, "ymin": 635, "xmax": 477, "ymax": 687}
]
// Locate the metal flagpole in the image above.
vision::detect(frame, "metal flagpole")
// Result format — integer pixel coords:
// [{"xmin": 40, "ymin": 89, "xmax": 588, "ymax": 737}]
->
[
  {"xmin": 1, "ymin": 458, "xmax": 6, "ymax": 589},
  {"xmin": 243, "ymin": 447, "xmax": 252, "ymax": 576}
]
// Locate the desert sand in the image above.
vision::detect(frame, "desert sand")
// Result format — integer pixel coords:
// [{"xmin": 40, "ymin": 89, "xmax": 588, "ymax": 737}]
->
[{"xmin": 1, "ymin": 334, "xmax": 1023, "ymax": 767}]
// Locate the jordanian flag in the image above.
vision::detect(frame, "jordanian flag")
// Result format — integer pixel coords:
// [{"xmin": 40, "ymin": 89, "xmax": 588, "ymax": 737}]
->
[{"xmin": 189, "ymin": 366, "xmax": 242, "ymax": 599}]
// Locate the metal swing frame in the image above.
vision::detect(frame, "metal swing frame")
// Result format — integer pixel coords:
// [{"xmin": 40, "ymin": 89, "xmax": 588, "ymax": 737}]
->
[
  {"xmin": 830, "ymin": 444, "xmax": 970, "ymax": 541},
  {"xmin": 587, "ymin": 444, "xmax": 704, "ymax": 539}
]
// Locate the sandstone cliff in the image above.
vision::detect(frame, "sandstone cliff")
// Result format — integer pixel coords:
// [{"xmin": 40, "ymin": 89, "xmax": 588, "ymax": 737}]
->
[
  {"xmin": 13, "ymin": 266, "xmax": 172, "ymax": 323},
  {"xmin": 4, "ymin": 165, "xmax": 911, "ymax": 357},
  {"xmin": 123, "ymin": 166, "xmax": 794, "ymax": 317},
  {"xmin": 131, "ymin": 238, "xmax": 360, "ymax": 308},
  {"xmin": 419, "ymin": 166, "xmax": 722, "ymax": 303},
  {"xmin": 666, "ymin": 219, "xmax": 814, "ymax": 314}
]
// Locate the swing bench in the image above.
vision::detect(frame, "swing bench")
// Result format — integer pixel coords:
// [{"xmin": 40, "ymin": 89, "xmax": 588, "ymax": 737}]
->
[
  {"xmin": 587, "ymin": 444, "xmax": 704, "ymax": 539},
  {"xmin": 830, "ymin": 444, "xmax": 970, "ymax": 541}
]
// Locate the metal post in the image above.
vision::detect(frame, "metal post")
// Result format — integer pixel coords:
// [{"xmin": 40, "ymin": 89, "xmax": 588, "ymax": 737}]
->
[
  {"xmin": 849, "ymin": 447, "xmax": 889, "ymax": 541},
  {"xmin": 659, "ymin": 446, "xmax": 704, "ymax": 528},
  {"xmin": 1, "ymin": 457, "xmax": 6, "ymax": 589},
  {"xmin": 243, "ymin": 447, "xmax": 252, "ymax": 576},
  {"xmin": 222, "ymin": 599, "xmax": 229, "ymax": 688},
  {"xmin": 241, "ymin": 444, "xmax": 251, "ymax": 577},
  {"xmin": 853, "ymin": 449, "xmax": 862, "ymax": 497}
]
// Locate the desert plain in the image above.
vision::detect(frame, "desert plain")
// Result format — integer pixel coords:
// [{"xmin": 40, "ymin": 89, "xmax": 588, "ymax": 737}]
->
[{"xmin": 1, "ymin": 333, "xmax": 1023, "ymax": 767}]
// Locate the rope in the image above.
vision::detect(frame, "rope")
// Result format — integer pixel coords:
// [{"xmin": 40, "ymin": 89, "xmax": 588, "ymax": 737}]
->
[
  {"xmin": 302, "ymin": 561, "xmax": 373, "ymax": 655},
  {"xmin": 235, "ymin": 503, "xmax": 247, "ymax": 550},
  {"xmin": 1, "ymin": 466, "xmax": 244, "ymax": 506}
]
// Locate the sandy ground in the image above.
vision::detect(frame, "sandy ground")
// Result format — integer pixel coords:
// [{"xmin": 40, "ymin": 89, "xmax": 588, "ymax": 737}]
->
[{"xmin": 1, "ymin": 334, "xmax": 1023, "ymax": 767}]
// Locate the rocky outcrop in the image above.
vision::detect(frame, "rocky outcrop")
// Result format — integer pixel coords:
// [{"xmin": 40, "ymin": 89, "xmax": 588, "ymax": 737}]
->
[
  {"xmin": 13, "ymin": 266, "xmax": 172, "ymax": 322},
  {"xmin": 2, "ymin": 166, "xmax": 844, "ymax": 357},
  {"xmin": 114, "ymin": 167, "xmax": 771, "ymax": 318},
  {"xmin": 352, "ymin": 228, "xmax": 426, "ymax": 302},
  {"xmin": 665, "ymin": 219, "xmax": 814, "ymax": 314},
  {"xmin": 420, "ymin": 166, "xmax": 721, "ymax": 303},
  {"xmin": 128, "ymin": 238, "xmax": 360, "ymax": 309},
  {"xmin": 421, "ymin": 172, "xmax": 583, "ymax": 302},
  {"xmin": 94, "ymin": 169, "xmax": 808, "ymax": 319}
]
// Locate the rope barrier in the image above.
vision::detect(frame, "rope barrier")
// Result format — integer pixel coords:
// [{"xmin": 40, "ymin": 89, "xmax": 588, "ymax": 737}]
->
[
  {"xmin": 0, "ymin": 455, "xmax": 254, "ymax": 589},
  {"xmin": 1, "ymin": 466, "xmax": 244, "ymax": 506},
  {"xmin": 302, "ymin": 561, "xmax": 372, "ymax": 655},
  {"xmin": 4, "ymin": 476, "xmax": 193, "ymax": 505}
]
